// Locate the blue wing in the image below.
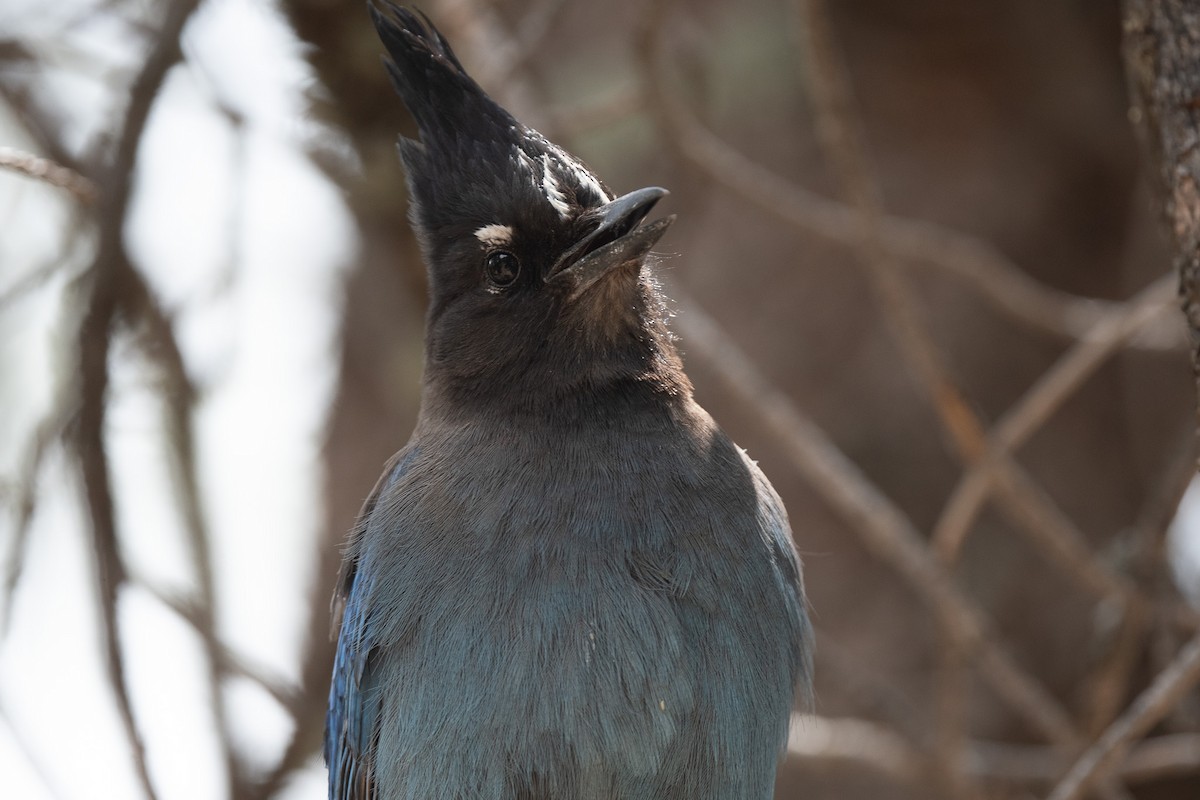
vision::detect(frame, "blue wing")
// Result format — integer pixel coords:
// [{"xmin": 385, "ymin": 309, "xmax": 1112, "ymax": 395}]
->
[{"xmin": 325, "ymin": 446, "xmax": 420, "ymax": 800}]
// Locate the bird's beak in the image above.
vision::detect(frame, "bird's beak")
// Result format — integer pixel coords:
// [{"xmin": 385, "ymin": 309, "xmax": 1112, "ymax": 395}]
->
[{"xmin": 550, "ymin": 187, "xmax": 674, "ymax": 294}]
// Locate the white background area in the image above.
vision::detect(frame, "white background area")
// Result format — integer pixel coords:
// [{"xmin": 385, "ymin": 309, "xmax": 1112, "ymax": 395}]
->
[{"xmin": 1, "ymin": 1, "xmax": 352, "ymax": 797}]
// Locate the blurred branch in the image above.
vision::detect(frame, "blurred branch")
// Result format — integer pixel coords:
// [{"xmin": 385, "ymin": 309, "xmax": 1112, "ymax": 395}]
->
[
  {"xmin": 66, "ymin": 1, "xmax": 203, "ymax": 799},
  {"xmin": 933, "ymin": 274, "xmax": 1177, "ymax": 561},
  {"xmin": 1, "ymin": 396, "xmax": 71, "ymax": 634},
  {"xmin": 1084, "ymin": 606, "xmax": 1154, "ymax": 738},
  {"xmin": 550, "ymin": 86, "xmax": 643, "ymax": 141},
  {"xmin": 1096, "ymin": 433, "xmax": 1200, "ymax": 734},
  {"xmin": 788, "ymin": 2, "xmax": 985, "ymax": 792},
  {"xmin": 0, "ymin": 259, "xmax": 68, "ymax": 313},
  {"xmin": 137, "ymin": 578, "xmax": 303, "ymax": 714},
  {"xmin": 668, "ymin": 288, "xmax": 1076, "ymax": 745},
  {"xmin": 72, "ymin": 265, "xmax": 154, "ymax": 800},
  {"xmin": 787, "ymin": 715, "xmax": 926, "ymax": 785},
  {"xmin": 642, "ymin": 0, "xmax": 1116, "ymax": 759},
  {"xmin": 782, "ymin": 714, "xmax": 1200, "ymax": 791},
  {"xmin": 790, "ymin": 715, "xmax": 1200, "ymax": 788},
  {"xmin": 2, "ymin": 218, "xmax": 89, "ymax": 630},
  {"xmin": 930, "ymin": 274, "xmax": 1200, "ymax": 635},
  {"xmin": 641, "ymin": 7, "xmax": 1188, "ymax": 779},
  {"xmin": 811, "ymin": 630, "xmax": 929, "ymax": 743},
  {"xmin": 0, "ymin": 145, "xmax": 97, "ymax": 203},
  {"xmin": 0, "ymin": 82, "xmax": 85, "ymax": 175},
  {"xmin": 641, "ymin": 2, "xmax": 1179, "ymax": 352},
  {"xmin": 430, "ymin": 0, "xmax": 543, "ymax": 125},
  {"xmin": 1046, "ymin": 631, "xmax": 1200, "ymax": 800},
  {"xmin": 120, "ymin": 261, "xmax": 244, "ymax": 795},
  {"xmin": 490, "ymin": 0, "xmax": 571, "ymax": 84},
  {"xmin": 974, "ymin": 733, "xmax": 1200, "ymax": 784}
]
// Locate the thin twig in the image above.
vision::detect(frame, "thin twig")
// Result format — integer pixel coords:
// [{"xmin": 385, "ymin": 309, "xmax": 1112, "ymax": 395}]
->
[
  {"xmin": 1046, "ymin": 631, "xmax": 1200, "ymax": 800},
  {"xmin": 0, "ymin": 200, "xmax": 90, "ymax": 314},
  {"xmin": 640, "ymin": 10, "xmax": 1179, "ymax": 352},
  {"xmin": 430, "ymin": 0, "xmax": 544, "ymax": 126},
  {"xmin": 72, "ymin": 262, "xmax": 155, "ymax": 800},
  {"xmin": 641, "ymin": 0, "xmax": 1100, "ymax": 753},
  {"xmin": 550, "ymin": 86, "xmax": 644, "ymax": 141},
  {"xmin": 787, "ymin": 714, "xmax": 1200, "ymax": 791},
  {"xmin": 668, "ymin": 289, "xmax": 1075, "ymax": 744},
  {"xmin": 240, "ymin": 546, "xmax": 339, "ymax": 800},
  {"xmin": 0, "ymin": 145, "xmax": 97, "ymax": 203},
  {"xmin": 789, "ymin": 716, "xmax": 1200, "ymax": 786},
  {"xmin": 69, "ymin": 2, "xmax": 203, "ymax": 798},
  {"xmin": 1, "ymin": 394, "xmax": 73, "ymax": 635},
  {"xmin": 793, "ymin": 10, "xmax": 1185, "ymax": 700},
  {"xmin": 1083, "ymin": 603, "xmax": 1152, "ymax": 737},
  {"xmin": 136, "ymin": 577, "xmax": 302, "ymax": 714},
  {"xmin": 933, "ymin": 274, "xmax": 1177, "ymax": 560},
  {"xmin": 648, "ymin": 18, "xmax": 1180, "ymax": 786},
  {"xmin": 0, "ymin": 261, "xmax": 67, "ymax": 313},
  {"xmin": 786, "ymin": 714, "xmax": 927, "ymax": 785},
  {"xmin": 972, "ymin": 733, "xmax": 1200, "ymax": 784},
  {"xmin": 812, "ymin": 629, "xmax": 929, "ymax": 743},
  {"xmin": 492, "ymin": 0, "xmax": 572, "ymax": 83},
  {"xmin": 933, "ymin": 630, "xmax": 972, "ymax": 797},
  {"xmin": 120, "ymin": 262, "xmax": 245, "ymax": 795},
  {"xmin": 789, "ymin": 3, "xmax": 986, "ymax": 793}
]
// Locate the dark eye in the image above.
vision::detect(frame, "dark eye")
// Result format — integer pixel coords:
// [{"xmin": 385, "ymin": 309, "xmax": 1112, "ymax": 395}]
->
[{"xmin": 484, "ymin": 250, "xmax": 521, "ymax": 289}]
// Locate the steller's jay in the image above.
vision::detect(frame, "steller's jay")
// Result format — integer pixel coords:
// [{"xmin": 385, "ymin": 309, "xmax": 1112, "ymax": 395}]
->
[{"xmin": 325, "ymin": 4, "xmax": 813, "ymax": 798}]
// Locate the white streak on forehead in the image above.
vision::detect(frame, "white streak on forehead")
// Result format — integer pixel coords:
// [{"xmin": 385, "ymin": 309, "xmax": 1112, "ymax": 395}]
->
[
  {"xmin": 512, "ymin": 147, "xmax": 540, "ymax": 192},
  {"xmin": 573, "ymin": 163, "xmax": 611, "ymax": 203},
  {"xmin": 473, "ymin": 224, "xmax": 514, "ymax": 247},
  {"xmin": 550, "ymin": 144, "xmax": 611, "ymax": 203},
  {"xmin": 541, "ymin": 154, "xmax": 572, "ymax": 218}
]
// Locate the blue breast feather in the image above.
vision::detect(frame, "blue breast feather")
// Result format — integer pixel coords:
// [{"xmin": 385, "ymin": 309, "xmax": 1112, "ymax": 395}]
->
[{"xmin": 325, "ymin": 424, "xmax": 810, "ymax": 800}]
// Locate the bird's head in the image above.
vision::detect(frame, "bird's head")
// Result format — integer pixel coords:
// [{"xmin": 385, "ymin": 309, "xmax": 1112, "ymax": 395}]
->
[{"xmin": 370, "ymin": 3, "xmax": 687, "ymax": 417}]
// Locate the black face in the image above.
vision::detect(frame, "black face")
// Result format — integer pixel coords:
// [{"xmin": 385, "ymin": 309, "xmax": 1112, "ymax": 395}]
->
[{"xmin": 371, "ymin": 3, "xmax": 678, "ymax": 410}]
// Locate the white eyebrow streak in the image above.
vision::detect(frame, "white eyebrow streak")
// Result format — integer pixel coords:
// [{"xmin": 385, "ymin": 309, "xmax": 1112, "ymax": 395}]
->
[
  {"xmin": 474, "ymin": 224, "xmax": 514, "ymax": 247},
  {"xmin": 541, "ymin": 154, "xmax": 572, "ymax": 219}
]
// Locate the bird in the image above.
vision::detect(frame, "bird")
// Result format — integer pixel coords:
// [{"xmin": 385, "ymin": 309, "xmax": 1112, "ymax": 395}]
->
[{"xmin": 325, "ymin": 4, "xmax": 813, "ymax": 799}]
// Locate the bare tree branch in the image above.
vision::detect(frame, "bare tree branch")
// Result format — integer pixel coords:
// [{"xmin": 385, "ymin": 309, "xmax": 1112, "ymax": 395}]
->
[
  {"xmin": 786, "ymin": 714, "xmax": 927, "ymax": 785},
  {"xmin": 4, "ymin": 3, "xmax": 1193, "ymax": 800},
  {"xmin": 788, "ymin": 2, "xmax": 987, "ymax": 793},
  {"xmin": 1046, "ymin": 631, "xmax": 1200, "ymax": 800},
  {"xmin": 119, "ymin": 260, "xmax": 244, "ymax": 796},
  {"xmin": 667, "ymin": 289, "xmax": 1076, "ymax": 744},
  {"xmin": 66, "ymin": 2, "xmax": 204, "ymax": 798},
  {"xmin": 933, "ymin": 275, "xmax": 1179, "ymax": 561},
  {"xmin": 1, "ymin": 396, "xmax": 71, "ymax": 635},
  {"xmin": 136, "ymin": 577, "xmax": 303, "ymax": 715},
  {"xmin": 788, "ymin": 716, "xmax": 1200, "ymax": 787},
  {"xmin": 974, "ymin": 733, "xmax": 1200, "ymax": 784},
  {"xmin": 0, "ymin": 145, "xmax": 96, "ymax": 203},
  {"xmin": 641, "ymin": 1, "xmax": 1180, "ymax": 353}
]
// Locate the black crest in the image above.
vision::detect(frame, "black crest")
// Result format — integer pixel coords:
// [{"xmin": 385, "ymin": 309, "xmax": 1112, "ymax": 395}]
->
[{"xmin": 368, "ymin": 3, "xmax": 521, "ymax": 160}]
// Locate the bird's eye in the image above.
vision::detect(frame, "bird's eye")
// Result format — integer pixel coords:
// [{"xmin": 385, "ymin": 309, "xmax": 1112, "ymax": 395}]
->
[{"xmin": 484, "ymin": 250, "xmax": 521, "ymax": 289}]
